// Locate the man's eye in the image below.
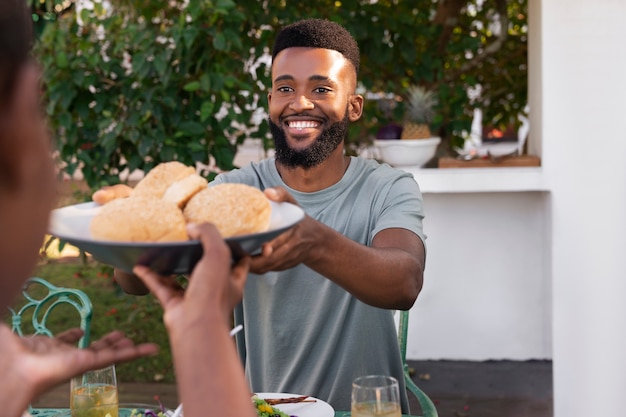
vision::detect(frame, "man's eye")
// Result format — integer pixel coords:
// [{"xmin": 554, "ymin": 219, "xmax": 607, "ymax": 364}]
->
[
  {"xmin": 314, "ymin": 87, "xmax": 330, "ymax": 93},
  {"xmin": 277, "ymin": 86, "xmax": 293, "ymax": 93}
]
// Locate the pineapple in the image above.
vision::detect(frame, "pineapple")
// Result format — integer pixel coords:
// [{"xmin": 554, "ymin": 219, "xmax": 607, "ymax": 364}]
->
[{"xmin": 401, "ymin": 85, "xmax": 437, "ymax": 140}]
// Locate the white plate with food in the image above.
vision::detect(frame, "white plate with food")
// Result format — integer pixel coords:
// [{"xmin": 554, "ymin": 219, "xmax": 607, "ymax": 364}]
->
[
  {"xmin": 49, "ymin": 200, "xmax": 304, "ymax": 275},
  {"xmin": 254, "ymin": 392, "xmax": 334, "ymax": 417}
]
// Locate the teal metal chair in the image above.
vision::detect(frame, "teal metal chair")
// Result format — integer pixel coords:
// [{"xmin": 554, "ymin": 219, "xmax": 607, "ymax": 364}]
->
[
  {"xmin": 9, "ymin": 277, "xmax": 93, "ymax": 416},
  {"xmin": 9, "ymin": 277, "xmax": 93, "ymax": 349},
  {"xmin": 397, "ymin": 310, "xmax": 438, "ymax": 417}
]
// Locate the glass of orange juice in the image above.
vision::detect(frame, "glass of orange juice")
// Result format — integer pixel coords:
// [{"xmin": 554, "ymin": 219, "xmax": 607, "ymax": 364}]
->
[
  {"xmin": 351, "ymin": 375, "xmax": 401, "ymax": 417},
  {"xmin": 70, "ymin": 365, "xmax": 119, "ymax": 417}
]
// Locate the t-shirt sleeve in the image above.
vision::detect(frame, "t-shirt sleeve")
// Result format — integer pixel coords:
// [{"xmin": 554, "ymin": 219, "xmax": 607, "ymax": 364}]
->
[{"xmin": 370, "ymin": 173, "xmax": 426, "ymax": 247}]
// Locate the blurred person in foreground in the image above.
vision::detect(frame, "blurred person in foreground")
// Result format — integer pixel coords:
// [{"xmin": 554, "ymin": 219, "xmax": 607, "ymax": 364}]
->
[
  {"xmin": 120, "ymin": 18, "xmax": 427, "ymax": 413},
  {"xmin": 0, "ymin": 0, "xmax": 157, "ymax": 414},
  {"xmin": 0, "ymin": 1, "xmax": 256, "ymax": 416}
]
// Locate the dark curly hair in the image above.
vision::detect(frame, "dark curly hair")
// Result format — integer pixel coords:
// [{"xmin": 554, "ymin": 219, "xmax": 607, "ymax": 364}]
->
[
  {"xmin": 272, "ymin": 18, "xmax": 360, "ymax": 76},
  {"xmin": 0, "ymin": 0, "xmax": 33, "ymax": 110},
  {"xmin": 0, "ymin": 0, "xmax": 33, "ymax": 188}
]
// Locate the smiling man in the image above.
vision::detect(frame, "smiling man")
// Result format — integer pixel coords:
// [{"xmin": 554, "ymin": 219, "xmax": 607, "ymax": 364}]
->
[
  {"xmin": 269, "ymin": 46, "xmax": 361, "ymax": 171},
  {"xmin": 211, "ymin": 19, "xmax": 427, "ymax": 413},
  {"xmin": 116, "ymin": 18, "xmax": 427, "ymax": 414}
]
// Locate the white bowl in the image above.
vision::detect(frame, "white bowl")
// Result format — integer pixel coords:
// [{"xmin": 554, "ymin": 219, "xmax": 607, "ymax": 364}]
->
[{"xmin": 374, "ymin": 137, "xmax": 441, "ymax": 167}]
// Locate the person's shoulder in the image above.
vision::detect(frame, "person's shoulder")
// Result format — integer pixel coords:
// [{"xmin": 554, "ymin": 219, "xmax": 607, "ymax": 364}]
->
[
  {"xmin": 351, "ymin": 156, "xmax": 415, "ymax": 181},
  {"xmin": 212, "ymin": 159, "xmax": 274, "ymax": 187}
]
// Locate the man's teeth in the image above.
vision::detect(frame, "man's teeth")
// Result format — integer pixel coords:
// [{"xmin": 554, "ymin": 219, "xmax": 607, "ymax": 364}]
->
[{"xmin": 289, "ymin": 121, "xmax": 317, "ymax": 130}]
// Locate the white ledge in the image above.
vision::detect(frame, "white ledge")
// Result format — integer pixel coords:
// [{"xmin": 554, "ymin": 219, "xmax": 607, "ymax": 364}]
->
[{"xmin": 401, "ymin": 166, "xmax": 548, "ymax": 193}]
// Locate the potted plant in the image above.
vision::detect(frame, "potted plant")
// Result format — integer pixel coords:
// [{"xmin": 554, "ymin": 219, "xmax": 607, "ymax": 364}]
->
[
  {"xmin": 375, "ymin": 85, "xmax": 441, "ymax": 167},
  {"xmin": 400, "ymin": 85, "xmax": 437, "ymax": 140}
]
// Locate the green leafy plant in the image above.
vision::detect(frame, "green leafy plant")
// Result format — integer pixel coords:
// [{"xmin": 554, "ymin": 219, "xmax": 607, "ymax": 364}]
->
[
  {"xmin": 37, "ymin": 0, "xmax": 268, "ymax": 188},
  {"xmin": 36, "ymin": 0, "xmax": 528, "ymax": 184}
]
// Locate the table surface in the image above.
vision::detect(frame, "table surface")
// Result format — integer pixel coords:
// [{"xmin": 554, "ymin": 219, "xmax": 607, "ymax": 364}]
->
[
  {"xmin": 31, "ymin": 408, "xmax": 417, "ymax": 417},
  {"xmin": 335, "ymin": 413, "xmax": 416, "ymax": 417}
]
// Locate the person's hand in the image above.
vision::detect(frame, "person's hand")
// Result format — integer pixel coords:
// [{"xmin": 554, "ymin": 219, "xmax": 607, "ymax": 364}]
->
[
  {"xmin": 133, "ymin": 223, "xmax": 250, "ymax": 332},
  {"xmin": 249, "ymin": 187, "xmax": 319, "ymax": 274},
  {"xmin": 113, "ymin": 269, "xmax": 150, "ymax": 295},
  {"xmin": 0, "ymin": 324, "xmax": 157, "ymax": 415},
  {"xmin": 134, "ymin": 223, "xmax": 255, "ymax": 417}
]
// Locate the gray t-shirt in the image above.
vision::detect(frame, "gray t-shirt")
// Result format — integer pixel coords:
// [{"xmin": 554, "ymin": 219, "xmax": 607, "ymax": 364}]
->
[{"xmin": 213, "ymin": 156, "xmax": 425, "ymax": 413}]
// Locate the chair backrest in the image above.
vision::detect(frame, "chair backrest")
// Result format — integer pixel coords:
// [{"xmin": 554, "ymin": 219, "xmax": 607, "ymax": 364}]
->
[
  {"xmin": 9, "ymin": 277, "xmax": 93, "ymax": 349},
  {"xmin": 397, "ymin": 309, "xmax": 439, "ymax": 417}
]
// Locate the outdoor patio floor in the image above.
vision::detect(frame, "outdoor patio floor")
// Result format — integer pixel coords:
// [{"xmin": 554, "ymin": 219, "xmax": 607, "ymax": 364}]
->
[
  {"xmin": 32, "ymin": 359, "xmax": 553, "ymax": 417},
  {"xmin": 407, "ymin": 360, "xmax": 553, "ymax": 417}
]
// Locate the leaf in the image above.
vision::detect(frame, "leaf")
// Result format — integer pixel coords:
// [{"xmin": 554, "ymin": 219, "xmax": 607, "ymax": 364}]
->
[
  {"xmin": 183, "ymin": 27, "xmax": 199, "ymax": 49},
  {"xmin": 59, "ymin": 89, "xmax": 77, "ymax": 110},
  {"xmin": 200, "ymin": 73, "xmax": 211, "ymax": 92},
  {"xmin": 153, "ymin": 54, "xmax": 168, "ymax": 78},
  {"xmin": 177, "ymin": 121, "xmax": 206, "ymax": 136},
  {"xmin": 56, "ymin": 52, "xmax": 69, "ymax": 69},
  {"xmin": 80, "ymin": 8, "xmax": 91, "ymax": 25},
  {"xmin": 212, "ymin": 144, "xmax": 237, "ymax": 170},
  {"xmin": 200, "ymin": 100, "xmax": 215, "ymax": 122},
  {"xmin": 183, "ymin": 81, "xmax": 201, "ymax": 92},
  {"xmin": 216, "ymin": 0, "xmax": 236, "ymax": 10},
  {"xmin": 212, "ymin": 33, "xmax": 227, "ymax": 51}
]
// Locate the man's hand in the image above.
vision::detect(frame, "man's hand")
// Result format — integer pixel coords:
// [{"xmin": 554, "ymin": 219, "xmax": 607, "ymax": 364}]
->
[
  {"xmin": 249, "ymin": 187, "xmax": 319, "ymax": 274},
  {"xmin": 114, "ymin": 269, "xmax": 150, "ymax": 295},
  {"xmin": 249, "ymin": 187, "xmax": 425, "ymax": 310}
]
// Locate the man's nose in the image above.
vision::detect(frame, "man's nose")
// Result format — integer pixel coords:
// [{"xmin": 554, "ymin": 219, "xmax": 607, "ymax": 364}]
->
[{"xmin": 289, "ymin": 94, "xmax": 314, "ymax": 111}]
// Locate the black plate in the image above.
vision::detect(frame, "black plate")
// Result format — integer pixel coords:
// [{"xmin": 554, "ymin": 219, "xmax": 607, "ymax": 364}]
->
[{"xmin": 49, "ymin": 201, "xmax": 304, "ymax": 275}]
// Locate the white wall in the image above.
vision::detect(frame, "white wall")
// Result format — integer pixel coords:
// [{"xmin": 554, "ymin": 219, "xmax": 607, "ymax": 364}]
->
[
  {"xmin": 537, "ymin": 1, "xmax": 626, "ymax": 417},
  {"xmin": 408, "ymin": 192, "xmax": 552, "ymax": 360}
]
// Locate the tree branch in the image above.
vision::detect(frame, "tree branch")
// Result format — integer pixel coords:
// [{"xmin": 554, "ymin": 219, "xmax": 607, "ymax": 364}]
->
[
  {"xmin": 432, "ymin": 0, "xmax": 467, "ymax": 57},
  {"xmin": 438, "ymin": 0, "xmax": 510, "ymax": 86}
]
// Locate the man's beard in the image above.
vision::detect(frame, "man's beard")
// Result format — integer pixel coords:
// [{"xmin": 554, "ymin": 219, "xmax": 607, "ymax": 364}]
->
[{"xmin": 269, "ymin": 112, "xmax": 350, "ymax": 169}]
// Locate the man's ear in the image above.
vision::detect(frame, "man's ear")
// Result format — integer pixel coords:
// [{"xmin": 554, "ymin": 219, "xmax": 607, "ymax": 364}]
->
[{"xmin": 348, "ymin": 94, "xmax": 364, "ymax": 122}]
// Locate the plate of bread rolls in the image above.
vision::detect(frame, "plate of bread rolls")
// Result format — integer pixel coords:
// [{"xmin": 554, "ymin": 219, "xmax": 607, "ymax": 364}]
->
[{"xmin": 49, "ymin": 162, "xmax": 305, "ymax": 274}]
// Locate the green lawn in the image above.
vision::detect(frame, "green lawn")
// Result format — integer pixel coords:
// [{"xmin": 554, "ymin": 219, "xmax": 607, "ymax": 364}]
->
[{"xmin": 21, "ymin": 254, "xmax": 175, "ymax": 384}]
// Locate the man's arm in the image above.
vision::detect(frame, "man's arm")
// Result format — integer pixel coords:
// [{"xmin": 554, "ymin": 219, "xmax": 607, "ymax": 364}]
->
[
  {"xmin": 114, "ymin": 269, "xmax": 150, "ymax": 295},
  {"xmin": 250, "ymin": 188, "xmax": 425, "ymax": 310}
]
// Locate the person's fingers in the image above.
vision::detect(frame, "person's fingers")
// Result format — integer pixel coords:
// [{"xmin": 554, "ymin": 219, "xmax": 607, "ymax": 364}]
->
[
  {"xmin": 260, "ymin": 242, "xmax": 274, "ymax": 257},
  {"xmin": 187, "ymin": 222, "xmax": 228, "ymax": 254},
  {"xmin": 133, "ymin": 265, "xmax": 183, "ymax": 309},
  {"xmin": 88, "ymin": 330, "xmax": 129, "ymax": 351},
  {"xmin": 264, "ymin": 186, "xmax": 298, "ymax": 204},
  {"xmin": 187, "ymin": 222, "xmax": 232, "ymax": 285},
  {"xmin": 77, "ymin": 342, "xmax": 158, "ymax": 371},
  {"xmin": 88, "ymin": 331, "xmax": 158, "ymax": 359},
  {"xmin": 54, "ymin": 328, "xmax": 84, "ymax": 344},
  {"xmin": 232, "ymin": 256, "xmax": 250, "ymax": 291}
]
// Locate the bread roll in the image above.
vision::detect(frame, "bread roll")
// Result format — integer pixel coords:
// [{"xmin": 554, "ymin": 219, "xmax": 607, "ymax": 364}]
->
[
  {"xmin": 162, "ymin": 174, "xmax": 208, "ymax": 208},
  {"xmin": 90, "ymin": 196, "xmax": 188, "ymax": 242},
  {"xmin": 133, "ymin": 161, "xmax": 196, "ymax": 199},
  {"xmin": 92, "ymin": 184, "xmax": 133, "ymax": 205},
  {"xmin": 184, "ymin": 183, "xmax": 271, "ymax": 238}
]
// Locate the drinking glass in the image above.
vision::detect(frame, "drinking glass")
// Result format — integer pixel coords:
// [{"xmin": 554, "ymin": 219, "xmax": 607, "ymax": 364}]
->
[
  {"xmin": 70, "ymin": 365, "xmax": 119, "ymax": 417},
  {"xmin": 351, "ymin": 375, "xmax": 401, "ymax": 417}
]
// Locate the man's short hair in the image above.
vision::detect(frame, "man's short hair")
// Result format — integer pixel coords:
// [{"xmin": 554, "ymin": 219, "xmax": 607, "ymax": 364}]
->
[{"xmin": 272, "ymin": 18, "xmax": 360, "ymax": 75}]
